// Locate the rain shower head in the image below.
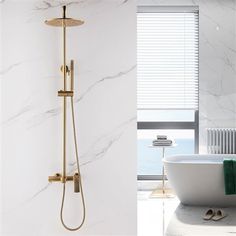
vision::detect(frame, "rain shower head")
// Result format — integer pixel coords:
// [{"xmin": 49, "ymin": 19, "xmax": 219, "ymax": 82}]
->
[
  {"xmin": 45, "ymin": 18, "xmax": 84, "ymax": 27},
  {"xmin": 45, "ymin": 6, "xmax": 84, "ymax": 27}
]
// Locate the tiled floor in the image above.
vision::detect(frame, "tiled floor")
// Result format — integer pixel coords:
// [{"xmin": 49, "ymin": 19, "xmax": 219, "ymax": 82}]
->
[{"xmin": 138, "ymin": 191, "xmax": 236, "ymax": 236}]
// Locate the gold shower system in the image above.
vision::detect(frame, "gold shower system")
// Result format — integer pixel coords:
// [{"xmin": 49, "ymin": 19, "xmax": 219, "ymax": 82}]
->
[{"xmin": 45, "ymin": 6, "xmax": 85, "ymax": 231}]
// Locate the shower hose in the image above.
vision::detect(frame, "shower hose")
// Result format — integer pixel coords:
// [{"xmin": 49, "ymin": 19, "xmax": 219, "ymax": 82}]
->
[{"xmin": 60, "ymin": 96, "xmax": 86, "ymax": 231}]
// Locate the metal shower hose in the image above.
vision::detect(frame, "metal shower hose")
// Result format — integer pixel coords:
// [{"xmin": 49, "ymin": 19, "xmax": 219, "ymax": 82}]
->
[{"xmin": 60, "ymin": 96, "xmax": 86, "ymax": 231}]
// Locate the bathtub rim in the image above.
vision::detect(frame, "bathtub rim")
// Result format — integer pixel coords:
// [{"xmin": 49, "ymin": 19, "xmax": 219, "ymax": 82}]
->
[{"xmin": 163, "ymin": 154, "xmax": 236, "ymax": 165}]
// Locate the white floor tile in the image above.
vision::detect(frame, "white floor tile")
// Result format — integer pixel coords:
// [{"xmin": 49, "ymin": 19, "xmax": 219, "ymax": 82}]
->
[{"xmin": 138, "ymin": 191, "xmax": 236, "ymax": 236}]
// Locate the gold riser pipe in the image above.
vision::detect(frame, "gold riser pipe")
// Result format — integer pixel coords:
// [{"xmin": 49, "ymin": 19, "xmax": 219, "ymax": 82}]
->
[{"xmin": 62, "ymin": 9, "xmax": 67, "ymax": 183}]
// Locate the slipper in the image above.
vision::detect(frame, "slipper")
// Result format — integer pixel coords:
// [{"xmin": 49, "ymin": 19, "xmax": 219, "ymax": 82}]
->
[
  {"xmin": 212, "ymin": 209, "xmax": 227, "ymax": 221},
  {"xmin": 203, "ymin": 208, "xmax": 215, "ymax": 220}
]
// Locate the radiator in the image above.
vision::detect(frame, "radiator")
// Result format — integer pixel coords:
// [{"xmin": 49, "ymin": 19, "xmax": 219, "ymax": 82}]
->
[{"xmin": 207, "ymin": 128, "xmax": 236, "ymax": 154}]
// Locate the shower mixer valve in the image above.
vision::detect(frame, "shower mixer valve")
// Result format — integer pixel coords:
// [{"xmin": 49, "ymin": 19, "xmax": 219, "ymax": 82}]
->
[{"xmin": 48, "ymin": 173, "xmax": 80, "ymax": 193}]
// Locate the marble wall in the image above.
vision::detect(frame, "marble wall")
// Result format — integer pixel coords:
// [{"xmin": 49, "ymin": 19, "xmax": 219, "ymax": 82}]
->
[
  {"xmin": 0, "ymin": 0, "xmax": 136, "ymax": 235},
  {"xmin": 197, "ymin": 0, "xmax": 236, "ymax": 152},
  {"xmin": 138, "ymin": 0, "xmax": 236, "ymax": 153}
]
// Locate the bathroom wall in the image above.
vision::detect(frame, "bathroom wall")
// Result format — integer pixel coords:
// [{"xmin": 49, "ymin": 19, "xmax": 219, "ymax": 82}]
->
[
  {"xmin": 0, "ymin": 1, "xmax": 136, "ymax": 235},
  {"xmin": 197, "ymin": 0, "xmax": 236, "ymax": 152},
  {"xmin": 139, "ymin": 0, "xmax": 236, "ymax": 152}
]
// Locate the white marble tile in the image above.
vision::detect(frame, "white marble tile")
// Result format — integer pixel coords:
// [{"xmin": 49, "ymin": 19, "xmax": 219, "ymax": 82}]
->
[
  {"xmin": 138, "ymin": 0, "xmax": 236, "ymax": 153},
  {"xmin": 0, "ymin": 0, "xmax": 137, "ymax": 235}
]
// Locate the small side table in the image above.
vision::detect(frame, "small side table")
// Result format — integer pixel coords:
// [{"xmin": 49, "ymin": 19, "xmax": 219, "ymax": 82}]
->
[{"xmin": 148, "ymin": 144, "xmax": 177, "ymax": 198}]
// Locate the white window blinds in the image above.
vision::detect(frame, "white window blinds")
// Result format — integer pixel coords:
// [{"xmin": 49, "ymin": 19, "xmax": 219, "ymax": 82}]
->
[{"xmin": 137, "ymin": 6, "xmax": 199, "ymax": 110}]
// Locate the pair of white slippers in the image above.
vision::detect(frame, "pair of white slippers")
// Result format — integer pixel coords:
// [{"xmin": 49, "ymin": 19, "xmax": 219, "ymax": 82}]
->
[{"xmin": 203, "ymin": 208, "xmax": 227, "ymax": 221}]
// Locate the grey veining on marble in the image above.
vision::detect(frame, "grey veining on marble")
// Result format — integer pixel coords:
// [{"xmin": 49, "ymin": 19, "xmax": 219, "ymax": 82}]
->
[
  {"xmin": 34, "ymin": 0, "xmax": 130, "ymax": 11},
  {"xmin": 3, "ymin": 116, "xmax": 135, "ymax": 214},
  {"xmin": 0, "ymin": 62, "xmax": 23, "ymax": 76},
  {"xmin": 1, "ymin": 104, "xmax": 32, "ymax": 125},
  {"xmin": 1, "ymin": 65, "xmax": 136, "ymax": 128},
  {"xmin": 26, "ymin": 106, "xmax": 61, "ymax": 128},
  {"xmin": 29, "ymin": 66, "xmax": 135, "ymax": 128},
  {"xmin": 121, "ymin": 0, "xmax": 130, "ymax": 4},
  {"xmin": 75, "ymin": 64, "xmax": 136, "ymax": 103},
  {"xmin": 34, "ymin": 0, "xmax": 85, "ymax": 10},
  {"xmin": 70, "ymin": 116, "xmax": 136, "ymax": 168},
  {"xmin": 27, "ymin": 182, "xmax": 52, "ymax": 202}
]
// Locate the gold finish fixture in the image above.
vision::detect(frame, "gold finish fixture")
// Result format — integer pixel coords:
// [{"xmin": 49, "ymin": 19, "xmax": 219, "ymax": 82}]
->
[
  {"xmin": 48, "ymin": 173, "xmax": 74, "ymax": 182},
  {"xmin": 60, "ymin": 65, "xmax": 70, "ymax": 74},
  {"xmin": 74, "ymin": 173, "xmax": 80, "ymax": 193},
  {"xmin": 45, "ymin": 18, "xmax": 84, "ymax": 27},
  {"xmin": 45, "ymin": 5, "xmax": 84, "ymax": 27},
  {"xmin": 58, "ymin": 90, "xmax": 74, "ymax": 97},
  {"xmin": 45, "ymin": 5, "xmax": 86, "ymax": 231}
]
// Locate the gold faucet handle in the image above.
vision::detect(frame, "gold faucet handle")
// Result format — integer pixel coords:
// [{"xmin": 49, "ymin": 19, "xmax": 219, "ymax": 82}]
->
[
  {"xmin": 48, "ymin": 173, "xmax": 74, "ymax": 182},
  {"xmin": 73, "ymin": 173, "xmax": 80, "ymax": 193},
  {"xmin": 60, "ymin": 65, "xmax": 70, "ymax": 74},
  {"xmin": 48, "ymin": 173, "xmax": 62, "ymax": 182}
]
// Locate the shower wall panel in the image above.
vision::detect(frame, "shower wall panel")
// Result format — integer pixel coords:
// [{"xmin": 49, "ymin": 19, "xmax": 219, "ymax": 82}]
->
[{"xmin": 0, "ymin": 1, "xmax": 137, "ymax": 235}]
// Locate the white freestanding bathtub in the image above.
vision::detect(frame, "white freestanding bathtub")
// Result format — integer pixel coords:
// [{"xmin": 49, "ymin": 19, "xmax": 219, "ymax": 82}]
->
[{"xmin": 163, "ymin": 154, "xmax": 236, "ymax": 206}]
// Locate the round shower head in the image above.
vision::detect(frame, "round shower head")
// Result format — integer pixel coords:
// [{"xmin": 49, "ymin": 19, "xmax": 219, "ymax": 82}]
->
[
  {"xmin": 45, "ymin": 18, "xmax": 84, "ymax": 27},
  {"xmin": 45, "ymin": 5, "xmax": 84, "ymax": 27}
]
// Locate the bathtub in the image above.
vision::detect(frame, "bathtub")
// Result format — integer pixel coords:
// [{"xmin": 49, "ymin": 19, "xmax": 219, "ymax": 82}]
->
[{"xmin": 163, "ymin": 154, "xmax": 236, "ymax": 207}]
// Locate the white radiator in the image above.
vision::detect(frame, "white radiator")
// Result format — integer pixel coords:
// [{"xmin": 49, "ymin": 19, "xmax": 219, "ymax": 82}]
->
[{"xmin": 207, "ymin": 128, "xmax": 236, "ymax": 154}]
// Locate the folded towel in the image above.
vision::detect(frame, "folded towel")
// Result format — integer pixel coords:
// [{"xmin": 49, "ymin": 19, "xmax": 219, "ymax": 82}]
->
[
  {"xmin": 157, "ymin": 135, "xmax": 167, "ymax": 140},
  {"xmin": 152, "ymin": 142, "xmax": 172, "ymax": 145},
  {"xmin": 223, "ymin": 159, "xmax": 236, "ymax": 195},
  {"xmin": 152, "ymin": 143, "xmax": 172, "ymax": 146},
  {"xmin": 152, "ymin": 139, "xmax": 173, "ymax": 146},
  {"xmin": 153, "ymin": 140, "xmax": 172, "ymax": 143}
]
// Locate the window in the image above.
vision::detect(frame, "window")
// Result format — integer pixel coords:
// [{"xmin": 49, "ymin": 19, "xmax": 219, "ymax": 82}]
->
[{"xmin": 137, "ymin": 6, "xmax": 199, "ymax": 180}]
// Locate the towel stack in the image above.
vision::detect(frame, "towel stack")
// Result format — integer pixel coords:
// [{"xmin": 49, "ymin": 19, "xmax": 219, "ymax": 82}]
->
[
  {"xmin": 224, "ymin": 159, "xmax": 236, "ymax": 195},
  {"xmin": 152, "ymin": 135, "xmax": 173, "ymax": 146}
]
